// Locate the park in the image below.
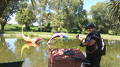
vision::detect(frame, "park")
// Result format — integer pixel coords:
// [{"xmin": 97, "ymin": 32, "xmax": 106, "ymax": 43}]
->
[{"xmin": 0, "ymin": 0, "xmax": 120, "ymax": 67}]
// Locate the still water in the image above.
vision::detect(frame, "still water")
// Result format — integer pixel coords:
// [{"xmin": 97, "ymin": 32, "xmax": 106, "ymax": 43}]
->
[{"xmin": 0, "ymin": 37, "xmax": 120, "ymax": 67}]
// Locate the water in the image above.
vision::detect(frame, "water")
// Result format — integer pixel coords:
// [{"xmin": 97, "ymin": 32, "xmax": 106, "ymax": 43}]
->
[{"xmin": 0, "ymin": 37, "xmax": 120, "ymax": 67}]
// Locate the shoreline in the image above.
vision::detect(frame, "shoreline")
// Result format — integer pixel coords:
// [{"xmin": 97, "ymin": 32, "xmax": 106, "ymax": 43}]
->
[{"xmin": 0, "ymin": 33, "xmax": 120, "ymax": 40}]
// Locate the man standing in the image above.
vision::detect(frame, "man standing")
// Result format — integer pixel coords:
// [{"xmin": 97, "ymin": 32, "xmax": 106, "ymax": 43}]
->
[{"xmin": 78, "ymin": 23, "xmax": 103, "ymax": 67}]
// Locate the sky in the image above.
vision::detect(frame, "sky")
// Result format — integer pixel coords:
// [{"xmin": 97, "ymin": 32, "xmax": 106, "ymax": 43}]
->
[
  {"xmin": 83, "ymin": 0, "xmax": 107, "ymax": 11},
  {"xmin": 8, "ymin": 0, "xmax": 108, "ymax": 25}
]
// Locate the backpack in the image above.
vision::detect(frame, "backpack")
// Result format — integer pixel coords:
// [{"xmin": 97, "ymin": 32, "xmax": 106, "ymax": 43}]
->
[{"xmin": 101, "ymin": 38, "xmax": 106, "ymax": 56}]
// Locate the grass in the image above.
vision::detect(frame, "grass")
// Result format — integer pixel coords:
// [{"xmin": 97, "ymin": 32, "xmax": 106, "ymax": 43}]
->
[
  {"xmin": 101, "ymin": 34, "xmax": 120, "ymax": 40},
  {"xmin": 2, "ymin": 31, "xmax": 120, "ymax": 40}
]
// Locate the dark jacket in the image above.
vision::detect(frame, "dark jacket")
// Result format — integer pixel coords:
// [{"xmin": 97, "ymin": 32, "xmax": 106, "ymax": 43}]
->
[{"xmin": 85, "ymin": 31, "xmax": 102, "ymax": 55}]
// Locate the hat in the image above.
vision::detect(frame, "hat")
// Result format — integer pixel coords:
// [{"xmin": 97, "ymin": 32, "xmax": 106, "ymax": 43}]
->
[{"xmin": 85, "ymin": 23, "xmax": 95, "ymax": 29}]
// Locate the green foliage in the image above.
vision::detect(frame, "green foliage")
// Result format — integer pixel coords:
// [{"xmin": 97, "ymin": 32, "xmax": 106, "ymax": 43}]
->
[
  {"xmin": 47, "ymin": 0, "xmax": 87, "ymax": 33},
  {"xmin": 108, "ymin": 30, "xmax": 116, "ymax": 35},
  {"xmin": 50, "ymin": 14, "xmax": 64, "ymax": 32},
  {"xmin": 1, "ymin": 24, "xmax": 38, "ymax": 32},
  {"xmin": 89, "ymin": 1, "xmax": 120, "ymax": 35},
  {"xmin": 31, "ymin": 26, "xmax": 38, "ymax": 31},
  {"xmin": 0, "ymin": 0, "xmax": 19, "ymax": 32},
  {"xmin": 90, "ymin": 2, "xmax": 111, "ymax": 34},
  {"xmin": 107, "ymin": 1, "xmax": 120, "ymax": 35},
  {"xmin": 31, "ymin": 0, "xmax": 48, "ymax": 32},
  {"xmin": 0, "ymin": 24, "xmax": 21, "ymax": 31},
  {"xmin": 51, "ymin": 27, "xmax": 68, "ymax": 33},
  {"xmin": 19, "ymin": 2, "xmax": 28, "ymax": 9},
  {"xmin": 27, "ymin": 0, "xmax": 120, "ymax": 35},
  {"xmin": 29, "ymin": 0, "xmax": 87, "ymax": 33},
  {"xmin": 107, "ymin": 1, "xmax": 120, "ymax": 22},
  {"xmin": 0, "ymin": 18, "xmax": 4, "ymax": 24},
  {"xmin": 16, "ymin": 8, "xmax": 36, "ymax": 25},
  {"xmin": 16, "ymin": 2, "xmax": 36, "ymax": 30},
  {"xmin": 0, "ymin": 0, "xmax": 10, "ymax": 16}
]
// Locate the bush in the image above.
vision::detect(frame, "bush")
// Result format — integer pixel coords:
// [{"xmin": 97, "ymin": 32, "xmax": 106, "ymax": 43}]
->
[
  {"xmin": 108, "ymin": 30, "xmax": 117, "ymax": 35},
  {"xmin": 4, "ymin": 24, "xmax": 21, "ymax": 31},
  {"xmin": 59, "ymin": 28, "xmax": 68, "ymax": 33},
  {"xmin": 51, "ymin": 27, "xmax": 68, "ymax": 33}
]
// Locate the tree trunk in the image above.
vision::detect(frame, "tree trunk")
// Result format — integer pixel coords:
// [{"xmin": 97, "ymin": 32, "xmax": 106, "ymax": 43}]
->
[
  {"xmin": 1, "ymin": 25, "xmax": 5, "ymax": 31},
  {"xmin": 0, "ymin": 23, "xmax": 6, "ymax": 33},
  {"xmin": 25, "ymin": 24, "xmax": 30, "ymax": 31}
]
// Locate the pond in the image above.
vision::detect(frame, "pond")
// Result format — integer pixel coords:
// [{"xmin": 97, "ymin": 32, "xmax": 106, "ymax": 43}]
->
[{"xmin": 0, "ymin": 37, "xmax": 120, "ymax": 67}]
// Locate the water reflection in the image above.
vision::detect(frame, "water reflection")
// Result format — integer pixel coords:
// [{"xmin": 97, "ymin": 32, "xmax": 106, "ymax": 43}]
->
[
  {"xmin": 0, "ymin": 37, "xmax": 120, "ymax": 67},
  {"xmin": 36, "ymin": 47, "xmax": 40, "ymax": 52},
  {"xmin": 0, "ymin": 37, "xmax": 49, "ymax": 67},
  {"xmin": 5, "ymin": 38, "xmax": 17, "ymax": 53},
  {"xmin": 116, "ymin": 55, "xmax": 120, "ymax": 59},
  {"xmin": 105, "ymin": 40, "xmax": 120, "ymax": 45},
  {"xmin": 22, "ymin": 58, "xmax": 32, "ymax": 67}
]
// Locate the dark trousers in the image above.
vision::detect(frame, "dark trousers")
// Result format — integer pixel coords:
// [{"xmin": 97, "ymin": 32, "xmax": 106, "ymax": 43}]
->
[{"xmin": 85, "ymin": 53, "xmax": 102, "ymax": 67}]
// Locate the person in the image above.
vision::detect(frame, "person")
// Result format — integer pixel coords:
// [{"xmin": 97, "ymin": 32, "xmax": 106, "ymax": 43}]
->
[{"xmin": 78, "ymin": 23, "xmax": 103, "ymax": 67}]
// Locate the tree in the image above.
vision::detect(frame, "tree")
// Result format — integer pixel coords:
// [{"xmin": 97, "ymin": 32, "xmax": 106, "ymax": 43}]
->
[
  {"xmin": 0, "ymin": 0, "xmax": 10, "ymax": 16},
  {"xmin": 90, "ymin": 2, "xmax": 111, "ymax": 34},
  {"xmin": 29, "ymin": 0, "xmax": 49, "ymax": 32},
  {"xmin": 30, "ymin": 0, "xmax": 87, "ymax": 33},
  {"xmin": 0, "ymin": 0, "xmax": 19, "ymax": 32},
  {"xmin": 108, "ymin": 0, "xmax": 120, "ymax": 22},
  {"xmin": 47, "ymin": 0, "xmax": 87, "ymax": 33},
  {"xmin": 107, "ymin": 0, "xmax": 120, "ymax": 35},
  {"xmin": 16, "ymin": 6, "xmax": 36, "ymax": 30}
]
